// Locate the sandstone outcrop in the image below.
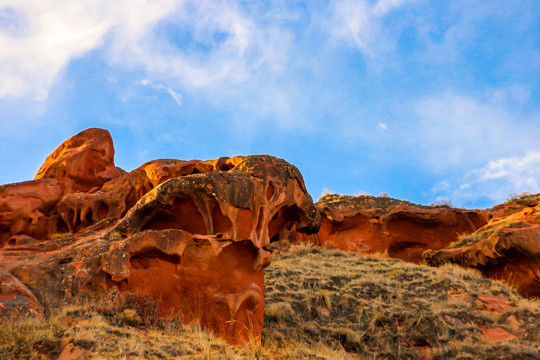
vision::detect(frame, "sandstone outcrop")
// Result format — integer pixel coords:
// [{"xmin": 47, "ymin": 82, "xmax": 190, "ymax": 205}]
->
[
  {"xmin": 34, "ymin": 128, "xmax": 123, "ymax": 192},
  {"xmin": 0, "ymin": 128, "xmax": 320, "ymax": 345},
  {"xmin": 299, "ymin": 194, "xmax": 487, "ymax": 263},
  {"xmin": 0, "ymin": 129, "xmax": 124, "ymax": 246},
  {"xmin": 0, "ymin": 179, "xmax": 63, "ymax": 246},
  {"xmin": 424, "ymin": 194, "xmax": 540, "ymax": 298}
]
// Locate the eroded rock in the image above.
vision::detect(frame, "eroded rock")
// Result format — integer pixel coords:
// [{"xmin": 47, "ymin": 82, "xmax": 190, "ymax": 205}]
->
[
  {"xmin": 0, "ymin": 129, "xmax": 320, "ymax": 346},
  {"xmin": 424, "ymin": 195, "xmax": 540, "ymax": 298},
  {"xmin": 35, "ymin": 128, "xmax": 123, "ymax": 192},
  {"xmin": 0, "ymin": 179, "xmax": 64, "ymax": 246},
  {"xmin": 300, "ymin": 194, "xmax": 487, "ymax": 263}
]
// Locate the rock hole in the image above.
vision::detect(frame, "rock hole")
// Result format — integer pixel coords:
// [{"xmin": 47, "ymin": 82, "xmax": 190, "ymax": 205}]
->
[
  {"xmin": 97, "ymin": 202, "xmax": 109, "ymax": 220},
  {"xmin": 265, "ymin": 182, "xmax": 275, "ymax": 200},
  {"xmin": 84, "ymin": 210, "xmax": 93, "ymax": 227},
  {"xmin": 255, "ymin": 210, "xmax": 265, "ymax": 235},
  {"xmin": 211, "ymin": 202, "xmax": 232, "ymax": 235},
  {"xmin": 58, "ymin": 257, "xmax": 73, "ymax": 265},
  {"xmin": 268, "ymin": 206, "xmax": 301, "ymax": 240}
]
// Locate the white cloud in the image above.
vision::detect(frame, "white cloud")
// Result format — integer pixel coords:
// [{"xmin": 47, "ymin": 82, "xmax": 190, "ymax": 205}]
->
[
  {"xmin": 0, "ymin": 1, "xmax": 290, "ymax": 98},
  {"xmin": 326, "ymin": 0, "xmax": 410, "ymax": 57},
  {"xmin": 0, "ymin": 0, "xmax": 179, "ymax": 100},
  {"xmin": 378, "ymin": 122, "xmax": 388, "ymax": 130},
  {"xmin": 431, "ymin": 152, "xmax": 540, "ymax": 207},
  {"xmin": 0, "ymin": 0, "xmax": 306, "ymax": 125},
  {"xmin": 166, "ymin": 89, "xmax": 183, "ymax": 106}
]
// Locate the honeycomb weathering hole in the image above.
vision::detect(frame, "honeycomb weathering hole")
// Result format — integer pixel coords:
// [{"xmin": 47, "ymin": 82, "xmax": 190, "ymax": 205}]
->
[
  {"xmin": 268, "ymin": 205, "xmax": 302, "ymax": 241},
  {"xmin": 141, "ymin": 197, "xmax": 233, "ymax": 235},
  {"xmin": 142, "ymin": 197, "xmax": 207, "ymax": 234}
]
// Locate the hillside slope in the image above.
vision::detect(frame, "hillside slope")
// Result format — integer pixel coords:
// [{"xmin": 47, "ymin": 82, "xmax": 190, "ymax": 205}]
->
[{"xmin": 2, "ymin": 246, "xmax": 539, "ymax": 359}]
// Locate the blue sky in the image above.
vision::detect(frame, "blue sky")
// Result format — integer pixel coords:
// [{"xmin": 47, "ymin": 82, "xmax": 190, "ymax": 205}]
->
[{"xmin": 0, "ymin": 0, "xmax": 539, "ymax": 209}]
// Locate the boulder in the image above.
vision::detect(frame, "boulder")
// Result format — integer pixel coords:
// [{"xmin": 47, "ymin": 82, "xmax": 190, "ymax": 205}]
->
[{"xmin": 0, "ymin": 179, "xmax": 63, "ymax": 246}]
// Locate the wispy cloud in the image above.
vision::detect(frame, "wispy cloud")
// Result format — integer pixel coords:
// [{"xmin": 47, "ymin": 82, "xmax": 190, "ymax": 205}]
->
[
  {"xmin": 140, "ymin": 79, "xmax": 183, "ymax": 105},
  {"xmin": 0, "ymin": 0, "xmax": 308, "ymax": 126},
  {"xmin": 431, "ymin": 152, "xmax": 540, "ymax": 207},
  {"xmin": 325, "ymin": 0, "xmax": 411, "ymax": 59},
  {"xmin": 410, "ymin": 88, "xmax": 540, "ymax": 172},
  {"xmin": 0, "ymin": 0, "xmax": 179, "ymax": 100}
]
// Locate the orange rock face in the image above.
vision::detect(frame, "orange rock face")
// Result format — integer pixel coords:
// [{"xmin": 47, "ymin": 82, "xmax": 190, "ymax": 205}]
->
[
  {"xmin": 35, "ymin": 128, "xmax": 123, "ymax": 192},
  {"xmin": 0, "ymin": 129, "xmax": 320, "ymax": 346},
  {"xmin": 301, "ymin": 195, "xmax": 487, "ymax": 263},
  {"xmin": 0, "ymin": 129, "xmax": 125, "ymax": 246},
  {"xmin": 0, "ymin": 179, "xmax": 63, "ymax": 246},
  {"xmin": 424, "ymin": 195, "xmax": 540, "ymax": 298}
]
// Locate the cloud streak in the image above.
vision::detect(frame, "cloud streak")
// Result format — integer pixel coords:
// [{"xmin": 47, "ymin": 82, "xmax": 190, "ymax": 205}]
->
[
  {"xmin": 410, "ymin": 88, "xmax": 540, "ymax": 172},
  {"xmin": 140, "ymin": 79, "xmax": 183, "ymax": 105}
]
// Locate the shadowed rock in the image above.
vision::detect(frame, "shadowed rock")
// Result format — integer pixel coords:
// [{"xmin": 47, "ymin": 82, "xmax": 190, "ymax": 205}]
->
[{"xmin": 0, "ymin": 129, "xmax": 319, "ymax": 346}]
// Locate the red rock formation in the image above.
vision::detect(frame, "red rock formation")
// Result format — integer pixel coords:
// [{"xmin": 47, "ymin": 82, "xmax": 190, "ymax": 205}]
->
[
  {"xmin": 424, "ymin": 195, "xmax": 540, "ymax": 298},
  {"xmin": 56, "ymin": 158, "xmax": 239, "ymax": 234},
  {"xmin": 0, "ymin": 270, "xmax": 43, "ymax": 320},
  {"xmin": 0, "ymin": 129, "xmax": 125, "ymax": 246},
  {"xmin": 35, "ymin": 128, "xmax": 123, "ymax": 193},
  {"xmin": 0, "ymin": 129, "xmax": 320, "ymax": 346},
  {"xmin": 301, "ymin": 194, "xmax": 487, "ymax": 263},
  {"xmin": 0, "ymin": 179, "xmax": 63, "ymax": 246}
]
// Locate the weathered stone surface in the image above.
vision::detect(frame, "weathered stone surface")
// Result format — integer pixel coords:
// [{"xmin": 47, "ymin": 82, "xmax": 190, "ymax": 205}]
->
[
  {"xmin": 0, "ymin": 129, "xmax": 319, "ymax": 346},
  {"xmin": 424, "ymin": 195, "xmax": 540, "ymax": 298},
  {"xmin": 0, "ymin": 129, "xmax": 125, "ymax": 246},
  {"xmin": 35, "ymin": 128, "xmax": 123, "ymax": 192},
  {"xmin": 301, "ymin": 194, "xmax": 487, "ymax": 263},
  {"xmin": 0, "ymin": 179, "xmax": 64, "ymax": 246},
  {"xmin": 0, "ymin": 269, "xmax": 43, "ymax": 320}
]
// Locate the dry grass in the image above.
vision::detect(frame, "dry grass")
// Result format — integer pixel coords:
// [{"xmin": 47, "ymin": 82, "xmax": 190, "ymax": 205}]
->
[
  {"xmin": 318, "ymin": 194, "xmax": 458, "ymax": 214},
  {"xmin": 0, "ymin": 294, "xmax": 353, "ymax": 359},
  {"xmin": 503, "ymin": 192, "xmax": 540, "ymax": 206},
  {"xmin": 1, "ymin": 246, "xmax": 539, "ymax": 359},
  {"xmin": 450, "ymin": 219, "xmax": 529, "ymax": 249},
  {"xmin": 264, "ymin": 245, "xmax": 540, "ymax": 359}
]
